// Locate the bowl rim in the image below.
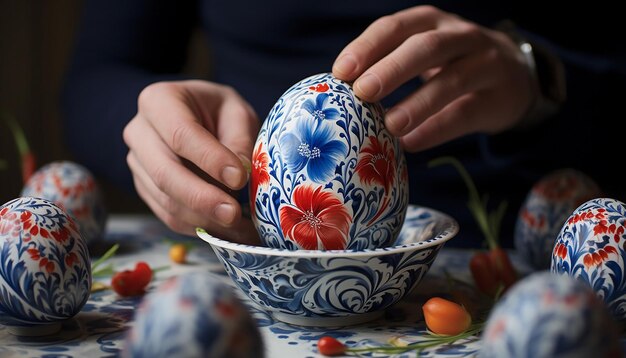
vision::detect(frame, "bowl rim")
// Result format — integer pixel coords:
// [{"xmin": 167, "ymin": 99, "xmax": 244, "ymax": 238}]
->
[{"xmin": 195, "ymin": 205, "xmax": 459, "ymax": 258}]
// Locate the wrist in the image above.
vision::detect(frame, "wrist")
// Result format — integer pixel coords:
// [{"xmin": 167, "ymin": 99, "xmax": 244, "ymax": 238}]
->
[{"xmin": 496, "ymin": 20, "xmax": 567, "ymax": 130}]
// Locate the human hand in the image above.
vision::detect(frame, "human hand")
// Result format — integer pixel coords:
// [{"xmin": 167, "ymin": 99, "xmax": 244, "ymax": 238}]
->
[
  {"xmin": 123, "ymin": 80, "xmax": 260, "ymax": 244},
  {"xmin": 332, "ymin": 6, "xmax": 536, "ymax": 152}
]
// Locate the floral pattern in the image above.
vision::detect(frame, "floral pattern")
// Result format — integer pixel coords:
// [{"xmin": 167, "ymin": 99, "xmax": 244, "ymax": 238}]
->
[
  {"xmin": 551, "ymin": 198, "xmax": 626, "ymax": 322},
  {"xmin": 0, "ymin": 197, "xmax": 91, "ymax": 328},
  {"xmin": 250, "ymin": 143, "xmax": 270, "ymax": 213},
  {"xmin": 481, "ymin": 272, "xmax": 621, "ymax": 358},
  {"xmin": 251, "ymin": 73, "xmax": 409, "ymax": 250},
  {"xmin": 21, "ymin": 161, "xmax": 107, "ymax": 244},
  {"xmin": 279, "ymin": 185, "xmax": 351, "ymax": 250},
  {"xmin": 514, "ymin": 169, "xmax": 601, "ymax": 269},
  {"xmin": 279, "ymin": 117, "xmax": 347, "ymax": 183}
]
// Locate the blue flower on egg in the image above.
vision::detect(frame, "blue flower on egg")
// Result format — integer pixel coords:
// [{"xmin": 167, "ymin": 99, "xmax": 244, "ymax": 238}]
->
[
  {"xmin": 280, "ymin": 118, "xmax": 346, "ymax": 183},
  {"xmin": 301, "ymin": 93, "xmax": 340, "ymax": 121}
]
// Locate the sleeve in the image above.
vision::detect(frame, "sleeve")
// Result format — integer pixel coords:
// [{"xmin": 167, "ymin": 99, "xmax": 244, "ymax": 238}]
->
[
  {"xmin": 480, "ymin": 8, "xmax": 626, "ymax": 199},
  {"xmin": 60, "ymin": 0, "xmax": 198, "ymax": 193}
]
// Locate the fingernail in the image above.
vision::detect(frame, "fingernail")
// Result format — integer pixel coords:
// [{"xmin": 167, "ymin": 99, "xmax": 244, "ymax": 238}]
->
[
  {"xmin": 237, "ymin": 154, "xmax": 252, "ymax": 177},
  {"xmin": 355, "ymin": 73, "xmax": 381, "ymax": 98},
  {"xmin": 333, "ymin": 54, "xmax": 357, "ymax": 77},
  {"xmin": 215, "ymin": 203, "xmax": 236, "ymax": 225},
  {"xmin": 222, "ymin": 166, "xmax": 243, "ymax": 188},
  {"xmin": 386, "ymin": 107, "xmax": 410, "ymax": 134}
]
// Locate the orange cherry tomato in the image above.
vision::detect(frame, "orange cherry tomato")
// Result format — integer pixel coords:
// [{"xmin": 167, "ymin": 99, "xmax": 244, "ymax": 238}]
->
[
  {"xmin": 169, "ymin": 244, "xmax": 188, "ymax": 264},
  {"xmin": 317, "ymin": 336, "xmax": 347, "ymax": 356},
  {"xmin": 422, "ymin": 297, "xmax": 472, "ymax": 336}
]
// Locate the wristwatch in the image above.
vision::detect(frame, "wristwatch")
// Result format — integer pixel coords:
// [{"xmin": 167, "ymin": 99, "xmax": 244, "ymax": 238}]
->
[{"xmin": 496, "ymin": 20, "xmax": 567, "ymax": 129}]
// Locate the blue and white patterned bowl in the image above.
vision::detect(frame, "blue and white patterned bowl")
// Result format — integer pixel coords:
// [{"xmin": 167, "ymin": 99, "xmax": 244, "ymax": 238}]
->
[
  {"xmin": 124, "ymin": 272, "xmax": 263, "ymax": 358},
  {"xmin": 250, "ymin": 72, "xmax": 409, "ymax": 251},
  {"xmin": 551, "ymin": 197, "xmax": 626, "ymax": 322},
  {"xmin": 0, "ymin": 197, "xmax": 92, "ymax": 336},
  {"xmin": 21, "ymin": 161, "xmax": 107, "ymax": 245},
  {"xmin": 197, "ymin": 205, "xmax": 458, "ymax": 327},
  {"xmin": 481, "ymin": 272, "xmax": 621, "ymax": 358}
]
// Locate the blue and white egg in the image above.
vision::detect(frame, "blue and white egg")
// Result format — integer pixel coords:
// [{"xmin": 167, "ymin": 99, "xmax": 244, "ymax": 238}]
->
[
  {"xmin": 481, "ymin": 272, "xmax": 621, "ymax": 358},
  {"xmin": 0, "ymin": 197, "xmax": 91, "ymax": 336},
  {"xmin": 250, "ymin": 72, "xmax": 409, "ymax": 251},
  {"xmin": 551, "ymin": 197, "xmax": 626, "ymax": 322},
  {"xmin": 514, "ymin": 169, "xmax": 601, "ymax": 269},
  {"xmin": 21, "ymin": 160, "xmax": 107, "ymax": 244},
  {"xmin": 124, "ymin": 272, "xmax": 263, "ymax": 358}
]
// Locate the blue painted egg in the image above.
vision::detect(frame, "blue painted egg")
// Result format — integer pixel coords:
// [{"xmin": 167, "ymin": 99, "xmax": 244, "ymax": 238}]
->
[
  {"xmin": 481, "ymin": 272, "xmax": 621, "ymax": 358},
  {"xmin": 250, "ymin": 72, "xmax": 409, "ymax": 250},
  {"xmin": 551, "ymin": 197, "xmax": 626, "ymax": 322},
  {"xmin": 124, "ymin": 272, "xmax": 263, "ymax": 358},
  {"xmin": 0, "ymin": 197, "xmax": 92, "ymax": 336},
  {"xmin": 21, "ymin": 161, "xmax": 107, "ymax": 244},
  {"xmin": 514, "ymin": 169, "xmax": 601, "ymax": 269}
]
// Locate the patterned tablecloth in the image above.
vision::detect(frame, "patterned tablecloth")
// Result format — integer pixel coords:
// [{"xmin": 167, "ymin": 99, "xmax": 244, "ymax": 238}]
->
[{"xmin": 0, "ymin": 214, "xmax": 619, "ymax": 357}]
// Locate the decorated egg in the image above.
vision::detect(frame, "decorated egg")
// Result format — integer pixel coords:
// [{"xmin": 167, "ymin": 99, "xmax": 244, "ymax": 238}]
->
[
  {"xmin": 124, "ymin": 272, "xmax": 263, "ymax": 358},
  {"xmin": 21, "ymin": 160, "xmax": 107, "ymax": 244},
  {"xmin": 250, "ymin": 72, "xmax": 409, "ymax": 250},
  {"xmin": 0, "ymin": 197, "xmax": 91, "ymax": 336},
  {"xmin": 514, "ymin": 169, "xmax": 601, "ymax": 269},
  {"xmin": 481, "ymin": 272, "xmax": 621, "ymax": 358},
  {"xmin": 551, "ymin": 198, "xmax": 626, "ymax": 322}
]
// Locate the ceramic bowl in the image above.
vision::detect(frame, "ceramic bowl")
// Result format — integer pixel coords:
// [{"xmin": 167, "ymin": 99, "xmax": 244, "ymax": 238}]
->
[
  {"xmin": 250, "ymin": 72, "xmax": 409, "ymax": 251},
  {"xmin": 481, "ymin": 272, "xmax": 621, "ymax": 358},
  {"xmin": 551, "ymin": 197, "xmax": 626, "ymax": 322},
  {"xmin": 0, "ymin": 197, "xmax": 92, "ymax": 336},
  {"xmin": 197, "ymin": 205, "xmax": 458, "ymax": 327},
  {"xmin": 124, "ymin": 272, "xmax": 263, "ymax": 358},
  {"xmin": 21, "ymin": 160, "xmax": 107, "ymax": 244},
  {"xmin": 514, "ymin": 168, "xmax": 601, "ymax": 269}
]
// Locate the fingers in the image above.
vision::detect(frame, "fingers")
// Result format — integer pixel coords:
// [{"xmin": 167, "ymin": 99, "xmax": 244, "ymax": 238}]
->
[
  {"xmin": 125, "ymin": 115, "xmax": 241, "ymax": 224},
  {"xmin": 333, "ymin": 6, "xmax": 442, "ymax": 80},
  {"xmin": 137, "ymin": 81, "xmax": 256, "ymax": 191},
  {"xmin": 384, "ymin": 49, "xmax": 495, "ymax": 135}
]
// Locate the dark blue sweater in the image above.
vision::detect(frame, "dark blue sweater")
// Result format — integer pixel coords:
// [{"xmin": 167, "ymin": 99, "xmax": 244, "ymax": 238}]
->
[{"xmin": 62, "ymin": 0, "xmax": 626, "ymax": 247}]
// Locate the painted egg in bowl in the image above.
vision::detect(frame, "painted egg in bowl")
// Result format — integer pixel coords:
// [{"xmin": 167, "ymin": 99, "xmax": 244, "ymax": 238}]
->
[
  {"xmin": 250, "ymin": 72, "xmax": 409, "ymax": 251},
  {"xmin": 0, "ymin": 197, "xmax": 91, "ymax": 336},
  {"xmin": 196, "ymin": 204, "xmax": 458, "ymax": 327}
]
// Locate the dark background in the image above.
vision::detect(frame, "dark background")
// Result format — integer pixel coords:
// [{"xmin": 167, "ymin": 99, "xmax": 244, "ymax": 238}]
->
[{"xmin": 0, "ymin": 0, "xmax": 209, "ymax": 212}]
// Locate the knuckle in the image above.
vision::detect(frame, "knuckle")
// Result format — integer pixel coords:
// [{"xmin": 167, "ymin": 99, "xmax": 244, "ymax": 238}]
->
[
  {"xmin": 446, "ymin": 66, "xmax": 468, "ymax": 93},
  {"xmin": 150, "ymin": 162, "xmax": 171, "ymax": 192},
  {"xmin": 373, "ymin": 15, "xmax": 404, "ymax": 35},
  {"xmin": 417, "ymin": 5, "xmax": 441, "ymax": 18},
  {"xmin": 417, "ymin": 31, "xmax": 445, "ymax": 57},
  {"xmin": 138, "ymin": 82, "xmax": 173, "ymax": 109},
  {"xmin": 186, "ymin": 189, "xmax": 210, "ymax": 213},
  {"xmin": 169, "ymin": 123, "xmax": 192, "ymax": 154}
]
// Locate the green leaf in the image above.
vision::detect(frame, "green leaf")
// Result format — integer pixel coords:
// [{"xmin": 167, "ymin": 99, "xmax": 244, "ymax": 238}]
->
[
  {"xmin": 91, "ymin": 243, "xmax": 120, "ymax": 273},
  {"xmin": 428, "ymin": 156, "xmax": 507, "ymax": 249}
]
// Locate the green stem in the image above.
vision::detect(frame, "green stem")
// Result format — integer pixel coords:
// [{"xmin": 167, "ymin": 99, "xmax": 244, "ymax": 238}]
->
[
  {"xmin": 1, "ymin": 112, "xmax": 30, "ymax": 156},
  {"xmin": 428, "ymin": 156, "xmax": 499, "ymax": 250},
  {"xmin": 91, "ymin": 244, "xmax": 120, "ymax": 272},
  {"xmin": 346, "ymin": 324, "xmax": 483, "ymax": 355}
]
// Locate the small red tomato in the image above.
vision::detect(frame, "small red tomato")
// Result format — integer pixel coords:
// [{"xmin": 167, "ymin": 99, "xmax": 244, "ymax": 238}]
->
[
  {"xmin": 422, "ymin": 297, "xmax": 472, "ymax": 336},
  {"xmin": 133, "ymin": 261, "xmax": 153, "ymax": 288},
  {"xmin": 469, "ymin": 252, "xmax": 499, "ymax": 296},
  {"xmin": 489, "ymin": 247, "xmax": 517, "ymax": 289},
  {"xmin": 111, "ymin": 261, "xmax": 153, "ymax": 297},
  {"xmin": 111, "ymin": 270, "xmax": 140, "ymax": 296},
  {"xmin": 317, "ymin": 336, "xmax": 346, "ymax": 356}
]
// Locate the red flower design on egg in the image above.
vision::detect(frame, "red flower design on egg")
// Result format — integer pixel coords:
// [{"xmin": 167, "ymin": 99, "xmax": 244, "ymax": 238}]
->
[
  {"xmin": 355, "ymin": 136, "xmax": 395, "ymax": 193},
  {"xmin": 249, "ymin": 142, "xmax": 270, "ymax": 213},
  {"xmin": 279, "ymin": 185, "xmax": 351, "ymax": 250}
]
